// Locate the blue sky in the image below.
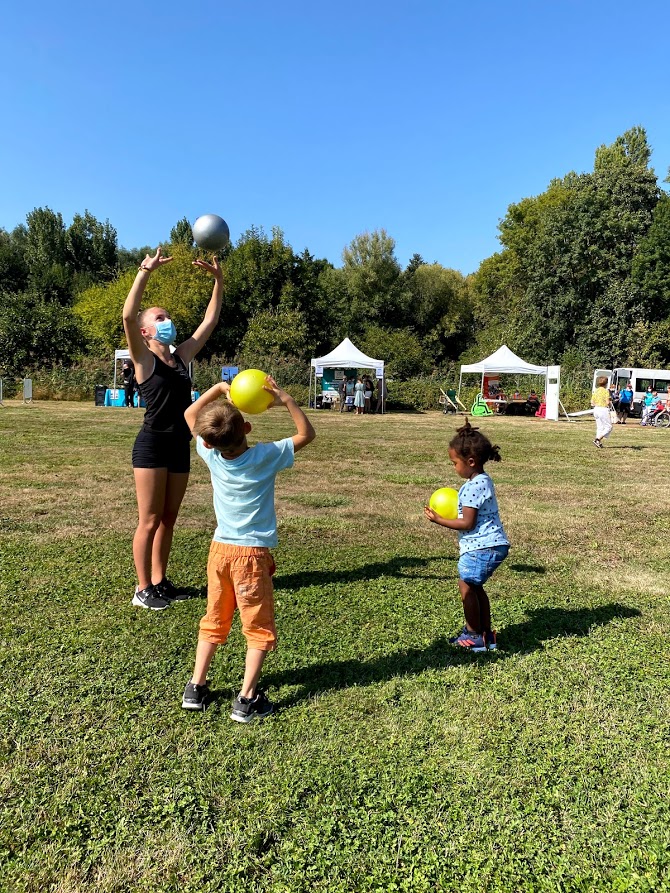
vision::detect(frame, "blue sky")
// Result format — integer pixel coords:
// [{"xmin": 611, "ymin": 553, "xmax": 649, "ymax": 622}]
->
[{"xmin": 2, "ymin": 0, "xmax": 669, "ymax": 275}]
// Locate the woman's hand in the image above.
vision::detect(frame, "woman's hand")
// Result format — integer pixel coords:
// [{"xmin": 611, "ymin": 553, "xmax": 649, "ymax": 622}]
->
[
  {"xmin": 192, "ymin": 256, "xmax": 223, "ymax": 279},
  {"xmin": 140, "ymin": 247, "xmax": 173, "ymax": 271}
]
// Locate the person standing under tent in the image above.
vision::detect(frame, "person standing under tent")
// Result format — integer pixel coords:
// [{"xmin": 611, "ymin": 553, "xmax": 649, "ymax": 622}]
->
[
  {"xmin": 354, "ymin": 377, "xmax": 365, "ymax": 415},
  {"xmin": 122, "ymin": 247, "xmax": 224, "ymax": 611},
  {"xmin": 338, "ymin": 376, "xmax": 347, "ymax": 413},
  {"xmin": 122, "ymin": 359, "xmax": 136, "ymax": 407},
  {"xmin": 363, "ymin": 375, "xmax": 373, "ymax": 413}
]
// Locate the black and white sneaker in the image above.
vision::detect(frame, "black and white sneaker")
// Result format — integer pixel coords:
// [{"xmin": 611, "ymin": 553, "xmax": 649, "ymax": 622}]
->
[
  {"xmin": 182, "ymin": 681, "xmax": 209, "ymax": 711},
  {"xmin": 230, "ymin": 689, "xmax": 275, "ymax": 723},
  {"xmin": 131, "ymin": 584, "xmax": 170, "ymax": 611},
  {"xmin": 154, "ymin": 578, "xmax": 190, "ymax": 603}
]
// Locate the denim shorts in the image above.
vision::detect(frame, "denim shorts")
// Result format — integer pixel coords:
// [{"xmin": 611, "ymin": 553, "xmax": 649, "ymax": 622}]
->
[{"xmin": 458, "ymin": 545, "xmax": 509, "ymax": 586}]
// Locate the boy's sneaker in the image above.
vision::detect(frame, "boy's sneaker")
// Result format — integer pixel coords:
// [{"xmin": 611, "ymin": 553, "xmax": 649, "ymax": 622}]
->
[
  {"xmin": 450, "ymin": 629, "xmax": 488, "ymax": 653},
  {"xmin": 154, "ymin": 578, "xmax": 190, "ymax": 603},
  {"xmin": 230, "ymin": 689, "xmax": 275, "ymax": 723},
  {"xmin": 131, "ymin": 584, "xmax": 170, "ymax": 611},
  {"xmin": 593, "ymin": 438, "xmax": 603, "ymax": 449},
  {"xmin": 182, "ymin": 681, "xmax": 209, "ymax": 711},
  {"xmin": 484, "ymin": 629, "xmax": 497, "ymax": 651}
]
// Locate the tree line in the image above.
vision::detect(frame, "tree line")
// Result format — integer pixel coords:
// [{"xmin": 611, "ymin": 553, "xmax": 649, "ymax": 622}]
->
[{"xmin": 1, "ymin": 126, "xmax": 669, "ymax": 381}]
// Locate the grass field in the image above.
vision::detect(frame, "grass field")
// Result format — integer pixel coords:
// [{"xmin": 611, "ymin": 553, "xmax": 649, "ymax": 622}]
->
[{"xmin": 1, "ymin": 401, "xmax": 670, "ymax": 893}]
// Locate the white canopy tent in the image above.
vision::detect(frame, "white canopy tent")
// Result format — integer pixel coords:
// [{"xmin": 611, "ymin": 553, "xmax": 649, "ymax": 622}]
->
[
  {"xmin": 309, "ymin": 338, "xmax": 385, "ymax": 412},
  {"xmin": 458, "ymin": 345, "xmax": 547, "ymax": 396},
  {"xmin": 112, "ymin": 346, "xmax": 190, "ymax": 392}
]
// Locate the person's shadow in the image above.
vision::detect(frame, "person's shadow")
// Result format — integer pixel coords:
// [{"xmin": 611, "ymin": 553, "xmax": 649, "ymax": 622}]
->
[
  {"xmin": 261, "ymin": 603, "xmax": 641, "ymax": 707},
  {"xmin": 274, "ymin": 555, "xmax": 455, "ymax": 591}
]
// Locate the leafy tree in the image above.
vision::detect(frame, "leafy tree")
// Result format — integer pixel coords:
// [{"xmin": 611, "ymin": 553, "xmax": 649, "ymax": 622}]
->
[
  {"xmin": 631, "ymin": 192, "xmax": 670, "ymax": 320},
  {"xmin": 24, "ymin": 207, "xmax": 70, "ymax": 301},
  {"xmin": 0, "ymin": 290, "xmax": 84, "ymax": 376},
  {"xmin": 66, "ymin": 211, "xmax": 118, "ymax": 293},
  {"xmin": 0, "ymin": 226, "xmax": 29, "ymax": 294},
  {"xmin": 359, "ymin": 324, "xmax": 431, "ymax": 379},
  {"xmin": 407, "ymin": 263, "xmax": 473, "ymax": 360},
  {"xmin": 212, "ymin": 226, "xmax": 296, "ymax": 355},
  {"xmin": 480, "ymin": 127, "xmax": 661, "ymax": 364},
  {"xmin": 239, "ymin": 305, "xmax": 310, "ymax": 364},
  {"xmin": 341, "ymin": 229, "xmax": 406, "ymax": 329},
  {"xmin": 170, "ymin": 217, "xmax": 194, "ymax": 247}
]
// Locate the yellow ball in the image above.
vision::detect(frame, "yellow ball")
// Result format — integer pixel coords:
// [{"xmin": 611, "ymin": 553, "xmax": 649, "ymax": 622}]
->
[
  {"xmin": 229, "ymin": 369, "xmax": 274, "ymax": 415},
  {"xmin": 429, "ymin": 487, "xmax": 459, "ymax": 519}
]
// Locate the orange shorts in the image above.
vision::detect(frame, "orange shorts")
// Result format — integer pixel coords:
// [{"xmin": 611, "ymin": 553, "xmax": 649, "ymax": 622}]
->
[{"xmin": 199, "ymin": 542, "xmax": 277, "ymax": 650}]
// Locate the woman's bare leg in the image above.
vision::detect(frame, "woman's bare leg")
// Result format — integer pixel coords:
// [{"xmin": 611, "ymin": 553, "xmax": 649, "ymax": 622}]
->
[
  {"xmin": 133, "ymin": 467, "xmax": 167, "ymax": 590},
  {"xmin": 152, "ymin": 471, "xmax": 189, "ymax": 584}
]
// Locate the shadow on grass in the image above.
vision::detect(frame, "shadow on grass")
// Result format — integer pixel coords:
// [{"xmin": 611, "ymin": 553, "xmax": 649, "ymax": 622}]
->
[
  {"xmin": 262, "ymin": 602, "xmax": 641, "ymax": 706},
  {"xmin": 274, "ymin": 556, "xmax": 455, "ymax": 591},
  {"xmin": 508, "ymin": 563, "xmax": 546, "ymax": 574}
]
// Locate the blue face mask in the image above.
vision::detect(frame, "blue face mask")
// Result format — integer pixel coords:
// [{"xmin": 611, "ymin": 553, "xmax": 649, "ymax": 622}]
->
[{"xmin": 152, "ymin": 319, "xmax": 177, "ymax": 345}]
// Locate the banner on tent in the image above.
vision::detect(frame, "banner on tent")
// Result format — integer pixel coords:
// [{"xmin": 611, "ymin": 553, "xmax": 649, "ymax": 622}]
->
[{"xmin": 315, "ymin": 365, "xmax": 324, "ymax": 377}]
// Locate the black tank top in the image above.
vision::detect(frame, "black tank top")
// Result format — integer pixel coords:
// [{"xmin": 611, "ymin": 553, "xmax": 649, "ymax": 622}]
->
[{"xmin": 138, "ymin": 353, "xmax": 192, "ymax": 437}]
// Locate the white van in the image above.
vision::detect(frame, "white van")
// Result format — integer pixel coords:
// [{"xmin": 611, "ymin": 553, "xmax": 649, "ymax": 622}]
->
[{"xmin": 593, "ymin": 367, "xmax": 670, "ymax": 416}]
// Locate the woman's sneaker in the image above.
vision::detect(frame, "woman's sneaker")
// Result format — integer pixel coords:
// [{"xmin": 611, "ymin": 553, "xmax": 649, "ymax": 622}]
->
[
  {"xmin": 182, "ymin": 681, "xmax": 209, "ymax": 711},
  {"xmin": 230, "ymin": 689, "xmax": 275, "ymax": 723},
  {"xmin": 484, "ymin": 629, "xmax": 497, "ymax": 651},
  {"xmin": 154, "ymin": 578, "xmax": 190, "ymax": 603},
  {"xmin": 131, "ymin": 584, "xmax": 170, "ymax": 611}
]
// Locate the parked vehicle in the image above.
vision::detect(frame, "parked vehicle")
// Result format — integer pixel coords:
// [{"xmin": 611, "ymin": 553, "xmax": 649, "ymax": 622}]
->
[{"xmin": 593, "ymin": 367, "xmax": 670, "ymax": 418}]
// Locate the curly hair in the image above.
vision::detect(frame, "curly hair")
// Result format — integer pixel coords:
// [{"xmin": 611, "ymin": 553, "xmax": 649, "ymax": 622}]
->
[{"xmin": 449, "ymin": 420, "xmax": 501, "ymax": 464}]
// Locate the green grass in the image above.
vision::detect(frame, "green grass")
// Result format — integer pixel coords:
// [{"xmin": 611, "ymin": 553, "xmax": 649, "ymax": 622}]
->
[{"xmin": 1, "ymin": 402, "xmax": 670, "ymax": 892}]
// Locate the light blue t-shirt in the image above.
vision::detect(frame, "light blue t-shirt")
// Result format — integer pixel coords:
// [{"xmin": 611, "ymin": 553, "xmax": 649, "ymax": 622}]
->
[
  {"xmin": 457, "ymin": 472, "xmax": 509, "ymax": 554},
  {"xmin": 196, "ymin": 436, "xmax": 295, "ymax": 547}
]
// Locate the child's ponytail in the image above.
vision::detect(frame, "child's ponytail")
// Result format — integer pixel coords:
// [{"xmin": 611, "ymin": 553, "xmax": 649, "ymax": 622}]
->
[{"xmin": 450, "ymin": 419, "xmax": 501, "ymax": 464}]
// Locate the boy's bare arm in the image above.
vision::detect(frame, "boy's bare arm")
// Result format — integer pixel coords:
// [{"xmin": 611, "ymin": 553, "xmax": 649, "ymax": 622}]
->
[
  {"xmin": 264, "ymin": 377, "xmax": 315, "ymax": 452},
  {"xmin": 184, "ymin": 381, "xmax": 230, "ymax": 435}
]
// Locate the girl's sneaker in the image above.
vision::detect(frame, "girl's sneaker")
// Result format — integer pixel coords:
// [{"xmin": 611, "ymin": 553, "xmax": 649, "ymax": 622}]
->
[
  {"xmin": 450, "ymin": 629, "xmax": 488, "ymax": 653},
  {"xmin": 484, "ymin": 629, "xmax": 497, "ymax": 651}
]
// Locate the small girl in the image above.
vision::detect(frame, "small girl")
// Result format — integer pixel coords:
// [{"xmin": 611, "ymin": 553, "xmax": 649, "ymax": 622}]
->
[
  {"xmin": 591, "ymin": 376, "xmax": 612, "ymax": 448},
  {"xmin": 424, "ymin": 420, "xmax": 509, "ymax": 652}
]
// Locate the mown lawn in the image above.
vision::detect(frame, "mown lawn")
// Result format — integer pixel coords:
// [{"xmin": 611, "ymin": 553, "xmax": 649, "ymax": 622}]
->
[{"xmin": 1, "ymin": 401, "xmax": 669, "ymax": 893}]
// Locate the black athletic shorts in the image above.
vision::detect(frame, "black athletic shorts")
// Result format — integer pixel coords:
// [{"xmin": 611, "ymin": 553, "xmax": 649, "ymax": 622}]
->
[{"xmin": 132, "ymin": 429, "xmax": 191, "ymax": 473}]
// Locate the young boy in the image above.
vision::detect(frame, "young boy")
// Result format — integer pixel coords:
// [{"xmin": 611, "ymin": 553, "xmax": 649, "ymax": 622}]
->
[{"xmin": 181, "ymin": 376, "xmax": 315, "ymax": 720}]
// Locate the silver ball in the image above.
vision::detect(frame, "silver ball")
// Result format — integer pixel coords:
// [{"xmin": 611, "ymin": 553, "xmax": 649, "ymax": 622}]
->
[{"xmin": 192, "ymin": 214, "xmax": 230, "ymax": 251}]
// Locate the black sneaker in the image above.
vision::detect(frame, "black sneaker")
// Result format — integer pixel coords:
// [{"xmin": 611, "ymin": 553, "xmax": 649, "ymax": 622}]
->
[
  {"xmin": 154, "ymin": 578, "xmax": 190, "ymax": 603},
  {"xmin": 182, "ymin": 681, "xmax": 209, "ymax": 711},
  {"xmin": 230, "ymin": 689, "xmax": 275, "ymax": 723},
  {"xmin": 131, "ymin": 584, "xmax": 170, "ymax": 611}
]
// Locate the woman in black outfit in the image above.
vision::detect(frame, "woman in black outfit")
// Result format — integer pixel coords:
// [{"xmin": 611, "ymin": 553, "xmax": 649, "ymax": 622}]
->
[
  {"xmin": 122, "ymin": 359, "xmax": 136, "ymax": 407},
  {"xmin": 122, "ymin": 247, "xmax": 223, "ymax": 610}
]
